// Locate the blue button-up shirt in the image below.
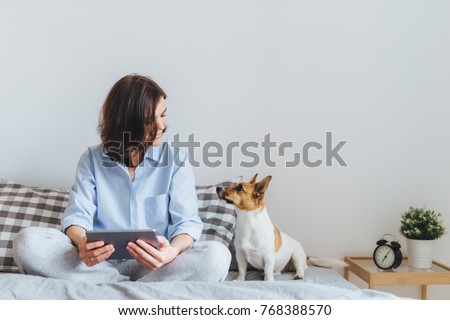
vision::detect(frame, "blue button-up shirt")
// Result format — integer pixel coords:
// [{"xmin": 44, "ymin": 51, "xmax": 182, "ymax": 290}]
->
[{"xmin": 61, "ymin": 142, "xmax": 203, "ymax": 241}]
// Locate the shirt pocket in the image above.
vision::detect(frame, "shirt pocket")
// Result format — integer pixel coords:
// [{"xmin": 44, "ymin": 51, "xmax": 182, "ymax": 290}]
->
[{"xmin": 144, "ymin": 194, "xmax": 170, "ymax": 230}]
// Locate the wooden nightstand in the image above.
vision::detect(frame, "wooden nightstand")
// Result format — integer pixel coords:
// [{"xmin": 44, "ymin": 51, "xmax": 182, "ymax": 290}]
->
[{"xmin": 344, "ymin": 256, "xmax": 450, "ymax": 299}]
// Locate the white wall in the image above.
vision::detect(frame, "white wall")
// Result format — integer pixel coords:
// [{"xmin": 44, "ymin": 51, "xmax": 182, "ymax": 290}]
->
[{"xmin": 1, "ymin": 0, "xmax": 449, "ymax": 299}]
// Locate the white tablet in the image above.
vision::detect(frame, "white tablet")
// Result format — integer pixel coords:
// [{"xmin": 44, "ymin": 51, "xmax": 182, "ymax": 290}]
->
[{"xmin": 86, "ymin": 229, "xmax": 160, "ymax": 260}]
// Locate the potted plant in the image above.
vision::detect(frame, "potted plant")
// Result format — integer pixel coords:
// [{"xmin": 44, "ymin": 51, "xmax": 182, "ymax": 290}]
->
[{"xmin": 399, "ymin": 206, "xmax": 446, "ymax": 269}]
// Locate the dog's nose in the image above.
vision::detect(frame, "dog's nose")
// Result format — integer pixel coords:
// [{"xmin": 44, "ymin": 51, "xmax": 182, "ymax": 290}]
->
[{"xmin": 216, "ymin": 187, "xmax": 224, "ymax": 199}]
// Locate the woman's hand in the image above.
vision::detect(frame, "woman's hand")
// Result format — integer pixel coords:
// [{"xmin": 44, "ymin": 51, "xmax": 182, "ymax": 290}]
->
[
  {"xmin": 126, "ymin": 234, "xmax": 192, "ymax": 270},
  {"xmin": 65, "ymin": 225, "xmax": 115, "ymax": 267},
  {"xmin": 78, "ymin": 237, "xmax": 115, "ymax": 267}
]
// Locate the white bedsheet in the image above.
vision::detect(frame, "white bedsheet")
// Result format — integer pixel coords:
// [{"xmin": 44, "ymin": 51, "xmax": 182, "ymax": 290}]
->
[{"xmin": 0, "ymin": 267, "xmax": 402, "ymax": 300}]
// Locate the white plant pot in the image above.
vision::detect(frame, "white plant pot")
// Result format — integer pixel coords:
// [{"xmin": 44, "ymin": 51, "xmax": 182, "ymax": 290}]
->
[{"xmin": 406, "ymin": 239, "xmax": 436, "ymax": 269}]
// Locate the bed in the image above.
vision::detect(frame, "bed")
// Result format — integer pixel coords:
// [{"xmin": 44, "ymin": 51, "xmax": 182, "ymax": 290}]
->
[{"xmin": 0, "ymin": 178, "xmax": 401, "ymax": 300}]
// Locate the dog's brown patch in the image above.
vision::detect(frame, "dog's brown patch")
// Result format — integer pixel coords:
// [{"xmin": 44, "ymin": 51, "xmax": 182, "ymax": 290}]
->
[
  {"xmin": 218, "ymin": 175, "xmax": 272, "ymax": 212},
  {"xmin": 274, "ymin": 227, "xmax": 282, "ymax": 252}
]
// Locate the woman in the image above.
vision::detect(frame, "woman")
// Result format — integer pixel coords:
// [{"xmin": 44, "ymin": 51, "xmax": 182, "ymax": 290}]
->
[{"xmin": 13, "ymin": 74, "xmax": 231, "ymax": 283}]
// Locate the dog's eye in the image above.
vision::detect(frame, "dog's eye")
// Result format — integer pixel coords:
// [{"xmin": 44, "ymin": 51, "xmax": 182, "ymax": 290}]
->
[{"xmin": 235, "ymin": 184, "xmax": 244, "ymax": 192}]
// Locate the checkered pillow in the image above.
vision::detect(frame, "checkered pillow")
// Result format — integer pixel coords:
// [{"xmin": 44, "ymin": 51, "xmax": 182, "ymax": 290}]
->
[
  {"xmin": 0, "ymin": 179, "xmax": 69, "ymax": 272},
  {"xmin": 196, "ymin": 177, "xmax": 241, "ymax": 247}
]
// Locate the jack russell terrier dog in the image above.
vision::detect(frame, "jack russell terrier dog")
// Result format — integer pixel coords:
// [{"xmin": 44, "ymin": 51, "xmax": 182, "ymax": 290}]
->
[{"xmin": 217, "ymin": 174, "xmax": 347, "ymax": 281}]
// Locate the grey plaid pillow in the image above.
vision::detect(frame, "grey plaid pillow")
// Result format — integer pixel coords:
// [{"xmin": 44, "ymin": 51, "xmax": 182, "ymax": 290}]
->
[
  {"xmin": 196, "ymin": 177, "xmax": 241, "ymax": 247},
  {"xmin": 0, "ymin": 179, "xmax": 69, "ymax": 272}
]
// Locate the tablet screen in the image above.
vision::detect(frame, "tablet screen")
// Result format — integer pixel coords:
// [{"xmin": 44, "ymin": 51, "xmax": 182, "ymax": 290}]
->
[{"xmin": 86, "ymin": 229, "xmax": 159, "ymax": 260}]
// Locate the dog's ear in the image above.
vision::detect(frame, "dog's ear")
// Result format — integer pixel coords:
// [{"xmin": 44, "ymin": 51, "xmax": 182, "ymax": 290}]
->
[
  {"xmin": 254, "ymin": 175, "xmax": 272, "ymax": 196},
  {"xmin": 249, "ymin": 173, "xmax": 258, "ymax": 184}
]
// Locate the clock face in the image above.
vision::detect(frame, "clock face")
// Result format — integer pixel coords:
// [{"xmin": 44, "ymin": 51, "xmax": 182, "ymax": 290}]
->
[{"xmin": 374, "ymin": 245, "xmax": 395, "ymax": 269}]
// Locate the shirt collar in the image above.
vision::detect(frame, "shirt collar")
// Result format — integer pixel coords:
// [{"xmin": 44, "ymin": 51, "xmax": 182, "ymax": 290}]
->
[
  {"xmin": 100, "ymin": 143, "xmax": 164, "ymax": 164},
  {"xmin": 144, "ymin": 144, "xmax": 163, "ymax": 163}
]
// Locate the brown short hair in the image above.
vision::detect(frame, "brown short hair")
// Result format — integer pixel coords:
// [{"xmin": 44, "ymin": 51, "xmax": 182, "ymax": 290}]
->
[{"xmin": 98, "ymin": 74, "xmax": 167, "ymax": 167}]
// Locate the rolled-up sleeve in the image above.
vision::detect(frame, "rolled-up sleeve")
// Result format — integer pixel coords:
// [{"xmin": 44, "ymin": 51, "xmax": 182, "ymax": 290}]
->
[
  {"xmin": 167, "ymin": 148, "xmax": 203, "ymax": 242},
  {"xmin": 60, "ymin": 149, "xmax": 97, "ymax": 233}
]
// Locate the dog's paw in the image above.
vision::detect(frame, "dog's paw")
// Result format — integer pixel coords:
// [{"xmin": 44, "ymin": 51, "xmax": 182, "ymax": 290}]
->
[
  {"xmin": 264, "ymin": 275, "xmax": 275, "ymax": 281},
  {"xmin": 234, "ymin": 275, "xmax": 246, "ymax": 281},
  {"xmin": 293, "ymin": 274, "xmax": 304, "ymax": 280}
]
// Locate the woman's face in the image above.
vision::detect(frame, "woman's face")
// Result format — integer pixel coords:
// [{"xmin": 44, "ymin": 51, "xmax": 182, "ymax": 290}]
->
[{"xmin": 149, "ymin": 97, "xmax": 167, "ymax": 146}]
